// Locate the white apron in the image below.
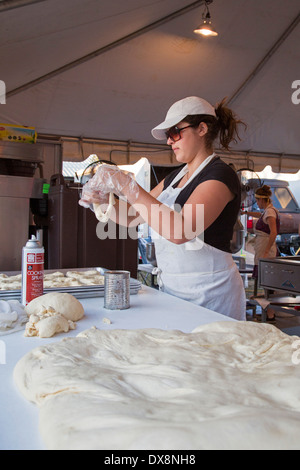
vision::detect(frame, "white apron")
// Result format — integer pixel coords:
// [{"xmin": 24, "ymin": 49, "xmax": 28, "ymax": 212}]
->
[
  {"xmin": 152, "ymin": 154, "xmax": 246, "ymax": 321},
  {"xmin": 253, "ymin": 205, "xmax": 279, "ymax": 266}
]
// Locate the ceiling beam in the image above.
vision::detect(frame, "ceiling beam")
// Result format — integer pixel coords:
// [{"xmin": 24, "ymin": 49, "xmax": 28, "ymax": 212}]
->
[
  {"xmin": 7, "ymin": 0, "xmax": 205, "ymax": 98},
  {"xmin": 228, "ymin": 9, "xmax": 300, "ymax": 105}
]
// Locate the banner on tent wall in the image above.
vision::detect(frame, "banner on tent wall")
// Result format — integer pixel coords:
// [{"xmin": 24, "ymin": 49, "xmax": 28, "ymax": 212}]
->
[{"xmin": 0, "ymin": 124, "xmax": 37, "ymax": 143}]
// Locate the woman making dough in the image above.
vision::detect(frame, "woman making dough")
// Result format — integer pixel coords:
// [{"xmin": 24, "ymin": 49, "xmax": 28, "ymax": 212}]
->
[{"xmin": 80, "ymin": 96, "xmax": 246, "ymax": 321}]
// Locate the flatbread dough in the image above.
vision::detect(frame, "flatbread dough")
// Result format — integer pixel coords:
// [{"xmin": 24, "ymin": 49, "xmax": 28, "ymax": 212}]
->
[
  {"xmin": 0, "ymin": 270, "xmax": 105, "ymax": 291},
  {"xmin": 93, "ymin": 192, "xmax": 115, "ymax": 223},
  {"xmin": 44, "ymin": 272, "xmax": 65, "ymax": 280},
  {"xmin": 0, "ymin": 274, "xmax": 22, "ymax": 291},
  {"xmin": 43, "ymin": 278, "xmax": 82, "ymax": 288},
  {"xmin": 65, "ymin": 270, "xmax": 104, "ymax": 286},
  {"xmin": 13, "ymin": 322, "xmax": 300, "ymax": 450},
  {"xmin": 66, "ymin": 270, "xmax": 99, "ymax": 278}
]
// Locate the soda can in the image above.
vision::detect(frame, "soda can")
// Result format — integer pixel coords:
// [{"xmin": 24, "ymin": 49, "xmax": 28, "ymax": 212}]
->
[
  {"xmin": 21, "ymin": 235, "xmax": 44, "ymax": 306},
  {"xmin": 104, "ymin": 270, "xmax": 130, "ymax": 310}
]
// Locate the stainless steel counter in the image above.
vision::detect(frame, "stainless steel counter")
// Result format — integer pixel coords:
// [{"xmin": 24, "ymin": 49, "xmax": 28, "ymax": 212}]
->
[{"xmin": 259, "ymin": 256, "xmax": 300, "ymax": 295}]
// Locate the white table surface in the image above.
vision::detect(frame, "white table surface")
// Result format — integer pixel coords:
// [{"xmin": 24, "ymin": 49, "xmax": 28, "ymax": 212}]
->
[{"xmin": 0, "ymin": 285, "xmax": 233, "ymax": 450}]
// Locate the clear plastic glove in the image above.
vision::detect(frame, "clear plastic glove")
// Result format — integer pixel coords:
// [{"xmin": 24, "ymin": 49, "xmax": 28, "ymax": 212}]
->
[
  {"xmin": 87, "ymin": 164, "xmax": 139, "ymax": 202},
  {"xmin": 79, "ymin": 179, "xmax": 109, "ymax": 209}
]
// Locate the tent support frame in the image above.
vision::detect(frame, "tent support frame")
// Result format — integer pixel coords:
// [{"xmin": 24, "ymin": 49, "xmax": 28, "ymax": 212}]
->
[
  {"xmin": 7, "ymin": 0, "xmax": 206, "ymax": 98},
  {"xmin": 228, "ymin": 10, "xmax": 300, "ymax": 104}
]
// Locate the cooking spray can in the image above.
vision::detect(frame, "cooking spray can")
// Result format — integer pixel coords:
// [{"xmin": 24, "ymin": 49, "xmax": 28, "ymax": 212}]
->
[{"xmin": 21, "ymin": 235, "xmax": 44, "ymax": 306}]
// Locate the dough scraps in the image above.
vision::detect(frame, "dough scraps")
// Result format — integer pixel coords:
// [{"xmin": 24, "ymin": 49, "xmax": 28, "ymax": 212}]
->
[
  {"xmin": 24, "ymin": 293, "xmax": 84, "ymax": 338},
  {"xmin": 25, "ymin": 307, "xmax": 76, "ymax": 338},
  {"xmin": 13, "ymin": 321, "xmax": 300, "ymax": 450}
]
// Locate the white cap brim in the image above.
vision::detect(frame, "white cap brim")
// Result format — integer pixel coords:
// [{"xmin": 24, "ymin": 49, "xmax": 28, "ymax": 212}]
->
[
  {"xmin": 151, "ymin": 96, "xmax": 216, "ymax": 141},
  {"xmin": 151, "ymin": 113, "xmax": 189, "ymax": 140}
]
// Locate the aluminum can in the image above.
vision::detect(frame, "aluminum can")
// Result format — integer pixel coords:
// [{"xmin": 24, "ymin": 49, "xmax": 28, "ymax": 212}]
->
[
  {"xmin": 21, "ymin": 235, "xmax": 44, "ymax": 306},
  {"xmin": 104, "ymin": 270, "xmax": 130, "ymax": 310}
]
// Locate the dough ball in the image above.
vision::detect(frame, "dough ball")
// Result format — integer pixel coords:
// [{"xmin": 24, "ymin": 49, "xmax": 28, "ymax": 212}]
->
[
  {"xmin": 25, "ymin": 293, "xmax": 84, "ymax": 322},
  {"xmin": 44, "ymin": 272, "xmax": 65, "ymax": 280}
]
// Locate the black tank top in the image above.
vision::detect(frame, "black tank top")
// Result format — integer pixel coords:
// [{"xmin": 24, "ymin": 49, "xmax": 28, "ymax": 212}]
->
[{"xmin": 163, "ymin": 157, "xmax": 241, "ymax": 253}]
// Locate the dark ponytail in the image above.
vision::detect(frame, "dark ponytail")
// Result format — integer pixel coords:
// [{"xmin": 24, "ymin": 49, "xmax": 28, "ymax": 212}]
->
[
  {"xmin": 215, "ymin": 98, "xmax": 246, "ymax": 150},
  {"xmin": 184, "ymin": 97, "xmax": 246, "ymax": 151}
]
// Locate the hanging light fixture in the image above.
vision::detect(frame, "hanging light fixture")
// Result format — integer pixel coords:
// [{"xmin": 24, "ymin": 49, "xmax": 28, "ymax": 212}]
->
[{"xmin": 194, "ymin": 0, "xmax": 218, "ymax": 37}]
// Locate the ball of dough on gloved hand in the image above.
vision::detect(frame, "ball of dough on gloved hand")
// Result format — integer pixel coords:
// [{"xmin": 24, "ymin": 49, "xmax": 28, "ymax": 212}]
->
[
  {"xmin": 25, "ymin": 293, "xmax": 84, "ymax": 322},
  {"xmin": 93, "ymin": 192, "xmax": 115, "ymax": 223}
]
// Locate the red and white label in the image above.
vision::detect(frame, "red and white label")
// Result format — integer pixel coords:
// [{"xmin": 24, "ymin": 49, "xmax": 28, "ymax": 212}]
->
[{"xmin": 25, "ymin": 252, "xmax": 44, "ymax": 304}]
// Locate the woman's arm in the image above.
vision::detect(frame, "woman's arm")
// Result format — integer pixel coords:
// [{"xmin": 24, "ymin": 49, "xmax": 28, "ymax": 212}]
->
[
  {"xmin": 241, "ymin": 210, "xmax": 261, "ymax": 218},
  {"xmin": 123, "ymin": 179, "xmax": 234, "ymax": 244},
  {"xmin": 80, "ymin": 166, "xmax": 234, "ymax": 244}
]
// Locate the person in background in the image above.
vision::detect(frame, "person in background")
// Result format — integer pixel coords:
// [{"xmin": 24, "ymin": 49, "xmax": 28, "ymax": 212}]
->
[
  {"xmin": 80, "ymin": 96, "xmax": 247, "ymax": 321},
  {"xmin": 241, "ymin": 185, "xmax": 280, "ymax": 322}
]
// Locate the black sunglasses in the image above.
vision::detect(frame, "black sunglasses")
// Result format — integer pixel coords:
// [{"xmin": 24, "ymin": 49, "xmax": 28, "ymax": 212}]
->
[{"xmin": 165, "ymin": 125, "xmax": 195, "ymax": 142}]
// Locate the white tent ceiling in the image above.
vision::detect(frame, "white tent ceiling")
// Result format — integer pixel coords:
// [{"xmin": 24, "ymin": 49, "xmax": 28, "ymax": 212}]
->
[{"xmin": 0, "ymin": 0, "xmax": 299, "ymax": 171}]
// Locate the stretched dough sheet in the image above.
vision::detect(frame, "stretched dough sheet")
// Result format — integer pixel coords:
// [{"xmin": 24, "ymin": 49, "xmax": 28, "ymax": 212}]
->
[{"xmin": 14, "ymin": 322, "xmax": 300, "ymax": 450}]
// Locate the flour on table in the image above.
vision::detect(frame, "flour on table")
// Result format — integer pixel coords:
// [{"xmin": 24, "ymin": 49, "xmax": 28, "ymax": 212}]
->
[{"xmin": 13, "ymin": 322, "xmax": 300, "ymax": 450}]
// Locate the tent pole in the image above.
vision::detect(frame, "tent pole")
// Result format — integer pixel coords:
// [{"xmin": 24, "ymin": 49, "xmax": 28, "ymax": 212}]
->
[{"xmin": 228, "ymin": 10, "xmax": 300, "ymax": 105}]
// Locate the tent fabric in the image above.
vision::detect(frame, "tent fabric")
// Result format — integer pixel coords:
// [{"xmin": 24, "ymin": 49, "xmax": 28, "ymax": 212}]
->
[{"xmin": 0, "ymin": 0, "xmax": 299, "ymax": 171}]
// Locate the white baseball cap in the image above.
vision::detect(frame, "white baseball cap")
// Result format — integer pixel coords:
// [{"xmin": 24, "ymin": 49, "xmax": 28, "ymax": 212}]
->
[{"xmin": 151, "ymin": 96, "xmax": 216, "ymax": 140}]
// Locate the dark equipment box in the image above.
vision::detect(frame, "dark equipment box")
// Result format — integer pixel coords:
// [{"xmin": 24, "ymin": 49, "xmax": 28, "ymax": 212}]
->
[
  {"xmin": 259, "ymin": 256, "xmax": 300, "ymax": 295},
  {"xmin": 47, "ymin": 174, "xmax": 138, "ymax": 278}
]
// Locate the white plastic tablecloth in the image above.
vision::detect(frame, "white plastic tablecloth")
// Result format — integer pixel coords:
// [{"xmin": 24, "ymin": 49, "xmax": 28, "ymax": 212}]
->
[{"xmin": 0, "ymin": 285, "xmax": 233, "ymax": 450}]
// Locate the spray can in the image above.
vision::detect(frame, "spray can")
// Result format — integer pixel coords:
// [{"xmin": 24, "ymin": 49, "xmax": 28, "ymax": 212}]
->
[{"xmin": 21, "ymin": 235, "xmax": 44, "ymax": 306}]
